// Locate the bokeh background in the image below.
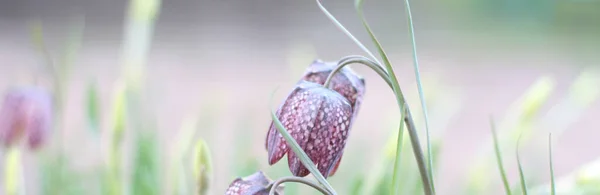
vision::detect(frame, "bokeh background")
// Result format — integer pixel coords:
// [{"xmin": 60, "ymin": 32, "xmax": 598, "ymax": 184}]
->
[{"xmin": 1, "ymin": 0, "xmax": 599, "ymax": 194}]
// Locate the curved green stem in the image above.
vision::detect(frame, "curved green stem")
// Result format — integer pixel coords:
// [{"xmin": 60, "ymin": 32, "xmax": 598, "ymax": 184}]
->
[
  {"xmin": 323, "ymin": 55, "xmax": 432, "ymax": 195},
  {"xmin": 323, "ymin": 56, "xmax": 390, "ymax": 88},
  {"xmin": 268, "ymin": 176, "xmax": 330, "ymax": 195}
]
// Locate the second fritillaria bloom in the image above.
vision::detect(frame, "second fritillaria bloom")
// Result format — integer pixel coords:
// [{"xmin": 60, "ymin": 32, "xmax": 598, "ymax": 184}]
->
[
  {"xmin": 266, "ymin": 81, "xmax": 353, "ymax": 178},
  {"xmin": 225, "ymin": 171, "xmax": 283, "ymax": 195},
  {"xmin": 0, "ymin": 87, "xmax": 53, "ymax": 150}
]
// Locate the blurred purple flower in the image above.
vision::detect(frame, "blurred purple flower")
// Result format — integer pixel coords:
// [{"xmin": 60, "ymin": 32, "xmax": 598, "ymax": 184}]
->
[
  {"xmin": 0, "ymin": 87, "xmax": 53, "ymax": 150},
  {"xmin": 266, "ymin": 81, "xmax": 354, "ymax": 178},
  {"xmin": 225, "ymin": 171, "xmax": 283, "ymax": 195}
]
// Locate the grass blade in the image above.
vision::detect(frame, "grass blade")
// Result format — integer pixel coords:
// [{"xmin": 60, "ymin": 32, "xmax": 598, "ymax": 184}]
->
[
  {"xmin": 397, "ymin": 0, "xmax": 435, "ymax": 191},
  {"xmin": 491, "ymin": 117, "xmax": 512, "ymax": 195},
  {"xmin": 549, "ymin": 133, "xmax": 556, "ymax": 195},
  {"xmin": 516, "ymin": 135, "xmax": 528, "ymax": 195},
  {"xmin": 315, "ymin": 0, "xmax": 380, "ymax": 64},
  {"xmin": 269, "ymin": 89, "xmax": 337, "ymax": 195},
  {"xmin": 354, "ymin": 0, "xmax": 431, "ymax": 194}
]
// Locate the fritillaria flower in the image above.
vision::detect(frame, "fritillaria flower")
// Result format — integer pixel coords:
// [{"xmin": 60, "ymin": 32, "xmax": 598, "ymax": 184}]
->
[
  {"xmin": 225, "ymin": 171, "xmax": 283, "ymax": 195},
  {"xmin": 299, "ymin": 60, "xmax": 365, "ymax": 176},
  {"xmin": 266, "ymin": 81, "xmax": 354, "ymax": 178},
  {"xmin": 0, "ymin": 87, "xmax": 53, "ymax": 150},
  {"xmin": 301, "ymin": 60, "xmax": 365, "ymax": 116}
]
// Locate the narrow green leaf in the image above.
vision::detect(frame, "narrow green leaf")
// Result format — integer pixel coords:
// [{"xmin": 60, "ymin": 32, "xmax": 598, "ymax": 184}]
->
[
  {"xmin": 391, "ymin": 107, "xmax": 407, "ymax": 195},
  {"xmin": 86, "ymin": 81, "xmax": 101, "ymax": 134},
  {"xmin": 491, "ymin": 117, "xmax": 512, "ymax": 195},
  {"xmin": 395, "ymin": 0, "xmax": 435, "ymax": 191},
  {"xmin": 354, "ymin": 0, "xmax": 433, "ymax": 194},
  {"xmin": 549, "ymin": 133, "xmax": 556, "ymax": 195},
  {"xmin": 269, "ymin": 89, "xmax": 337, "ymax": 195},
  {"xmin": 30, "ymin": 21, "xmax": 55, "ymax": 74},
  {"xmin": 516, "ymin": 135, "xmax": 528, "ymax": 195}
]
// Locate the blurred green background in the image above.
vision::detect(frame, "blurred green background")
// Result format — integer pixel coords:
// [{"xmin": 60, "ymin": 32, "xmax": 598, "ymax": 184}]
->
[{"xmin": 0, "ymin": 0, "xmax": 599, "ymax": 194}]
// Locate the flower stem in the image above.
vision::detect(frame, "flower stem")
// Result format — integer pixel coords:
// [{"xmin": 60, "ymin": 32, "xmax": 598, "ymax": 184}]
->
[
  {"xmin": 323, "ymin": 56, "xmax": 388, "ymax": 88},
  {"xmin": 267, "ymin": 176, "xmax": 330, "ymax": 195},
  {"xmin": 323, "ymin": 55, "xmax": 432, "ymax": 195}
]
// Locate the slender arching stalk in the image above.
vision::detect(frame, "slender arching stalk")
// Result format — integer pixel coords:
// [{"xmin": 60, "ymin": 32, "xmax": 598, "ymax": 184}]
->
[
  {"xmin": 324, "ymin": 56, "xmax": 390, "ymax": 88},
  {"xmin": 267, "ymin": 176, "xmax": 330, "ymax": 195},
  {"xmin": 323, "ymin": 55, "xmax": 432, "ymax": 195}
]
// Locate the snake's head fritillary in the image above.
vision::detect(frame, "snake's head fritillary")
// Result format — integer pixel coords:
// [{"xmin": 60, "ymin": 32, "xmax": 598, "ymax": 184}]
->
[
  {"xmin": 299, "ymin": 59, "xmax": 365, "ymax": 176},
  {"xmin": 0, "ymin": 87, "xmax": 53, "ymax": 150},
  {"xmin": 266, "ymin": 81, "xmax": 353, "ymax": 178},
  {"xmin": 301, "ymin": 59, "xmax": 365, "ymax": 118},
  {"xmin": 225, "ymin": 171, "xmax": 283, "ymax": 195}
]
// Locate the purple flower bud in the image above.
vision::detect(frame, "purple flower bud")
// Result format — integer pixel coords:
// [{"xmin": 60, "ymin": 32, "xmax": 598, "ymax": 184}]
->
[
  {"xmin": 225, "ymin": 171, "xmax": 283, "ymax": 195},
  {"xmin": 299, "ymin": 60, "xmax": 365, "ymax": 176},
  {"xmin": 266, "ymin": 81, "xmax": 353, "ymax": 178},
  {"xmin": 0, "ymin": 87, "xmax": 53, "ymax": 150}
]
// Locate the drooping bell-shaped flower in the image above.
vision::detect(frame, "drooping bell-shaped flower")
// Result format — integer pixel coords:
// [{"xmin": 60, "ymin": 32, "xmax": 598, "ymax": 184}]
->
[
  {"xmin": 298, "ymin": 60, "xmax": 365, "ymax": 176},
  {"xmin": 225, "ymin": 171, "xmax": 283, "ymax": 195},
  {"xmin": 266, "ymin": 81, "xmax": 353, "ymax": 178},
  {"xmin": 300, "ymin": 60, "xmax": 365, "ymax": 115},
  {"xmin": 0, "ymin": 87, "xmax": 53, "ymax": 150}
]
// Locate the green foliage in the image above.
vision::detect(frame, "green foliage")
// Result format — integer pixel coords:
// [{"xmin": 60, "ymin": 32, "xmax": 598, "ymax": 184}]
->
[
  {"xmin": 39, "ymin": 154, "xmax": 93, "ymax": 195},
  {"xmin": 86, "ymin": 81, "xmax": 101, "ymax": 134},
  {"xmin": 490, "ymin": 118, "xmax": 512, "ymax": 195},
  {"xmin": 131, "ymin": 131, "xmax": 161, "ymax": 195},
  {"xmin": 516, "ymin": 137, "xmax": 528, "ymax": 195},
  {"xmin": 549, "ymin": 134, "xmax": 556, "ymax": 195}
]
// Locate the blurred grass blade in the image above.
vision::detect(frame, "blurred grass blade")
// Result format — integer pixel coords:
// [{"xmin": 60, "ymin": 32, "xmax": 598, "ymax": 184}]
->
[
  {"xmin": 269, "ymin": 89, "xmax": 337, "ymax": 195},
  {"xmin": 516, "ymin": 135, "xmax": 528, "ymax": 195},
  {"xmin": 30, "ymin": 21, "xmax": 55, "ymax": 76},
  {"xmin": 315, "ymin": 0, "xmax": 380, "ymax": 64},
  {"xmin": 391, "ymin": 107, "xmax": 407, "ymax": 195},
  {"xmin": 358, "ymin": 126, "xmax": 403, "ymax": 194},
  {"xmin": 86, "ymin": 81, "xmax": 101, "ymax": 134},
  {"xmin": 491, "ymin": 117, "xmax": 512, "ymax": 195},
  {"xmin": 467, "ymin": 76, "xmax": 554, "ymax": 194},
  {"xmin": 193, "ymin": 139, "xmax": 213, "ymax": 195},
  {"xmin": 170, "ymin": 115, "xmax": 200, "ymax": 194},
  {"xmin": 59, "ymin": 16, "xmax": 85, "ymax": 79},
  {"xmin": 4, "ymin": 148, "xmax": 23, "ymax": 195},
  {"xmin": 132, "ymin": 131, "xmax": 160, "ymax": 195},
  {"xmin": 549, "ymin": 133, "xmax": 556, "ymax": 195},
  {"xmin": 106, "ymin": 81, "xmax": 127, "ymax": 195}
]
